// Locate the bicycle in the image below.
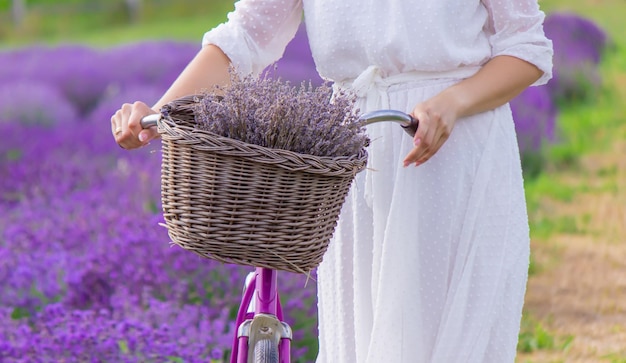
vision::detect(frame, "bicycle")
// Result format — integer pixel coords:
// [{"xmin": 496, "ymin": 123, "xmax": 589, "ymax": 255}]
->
[{"xmin": 141, "ymin": 104, "xmax": 417, "ymax": 363}]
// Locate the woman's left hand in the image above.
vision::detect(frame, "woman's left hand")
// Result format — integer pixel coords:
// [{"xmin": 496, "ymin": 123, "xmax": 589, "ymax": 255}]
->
[
  {"xmin": 402, "ymin": 56, "xmax": 545, "ymax": 168},
  {"xmin": 403, "ymin": 95, "xmax": 459, "ymax": 167}
]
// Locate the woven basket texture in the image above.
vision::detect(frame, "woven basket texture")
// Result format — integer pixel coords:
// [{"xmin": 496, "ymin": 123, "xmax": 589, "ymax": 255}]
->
[{"xmin": 156, "ymin": 96, "xmax": 368, "ymax": 274}]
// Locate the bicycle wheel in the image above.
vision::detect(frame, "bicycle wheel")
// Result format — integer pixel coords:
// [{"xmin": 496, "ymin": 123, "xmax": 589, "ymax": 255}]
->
[{"xmin": 253, "ymin": 338, "xmax": 279, "ymax": 363}]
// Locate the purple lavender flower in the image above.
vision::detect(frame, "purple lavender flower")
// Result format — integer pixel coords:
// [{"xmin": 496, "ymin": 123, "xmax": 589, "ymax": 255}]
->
[
  {"xmin": 85, "ymin": 83, "xmax": 164, "ymax": 125},
  {"xmin": 102, "ymin": 41, "xmax": 199, "ymax": 91},
  {"xmin": 544, "ymin": 12, "xmax": 608, "ymax": 65},
  {"xmin": 510, "ymin": 86, "xmax": 558, "ymax": 154},
  {"xmin": 1, "ymin": 112, "xmax": 319, "ymax": 361},
  {"xmin": 0, "ymin": 44, "xmax": 111, "ymax": 116},
  {"xmin": 195, "ymin": 71, "xmax": 368, "ymax": 157},
  {"xmin": 0, "ymin": 81, "xmax": 77, "ymax": 125},
  {"xmin": 543, "ymin": 13, "xmax": 608, "ymax": 103},
  {"xmin": 0, "ymin": 302, "xmax": 233, "ymax": 362}
]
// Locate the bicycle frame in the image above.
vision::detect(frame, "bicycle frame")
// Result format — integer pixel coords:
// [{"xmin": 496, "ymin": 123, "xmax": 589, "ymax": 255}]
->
[{"xmin": 230, "ymin": 267, "xmax": 292, "ymax": 363}]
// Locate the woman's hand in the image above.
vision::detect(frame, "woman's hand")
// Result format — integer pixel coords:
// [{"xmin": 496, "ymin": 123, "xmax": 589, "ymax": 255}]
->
[
  {"xmin": 402, "ymin": 56, "xmax": 544, "ymax": 167},
  {"xmin": 110, "ymin": 45, "xmax": 232, "ymax": 150},
  {"xmin": 403, "ymin": 94, "xmax": 460, "ymax": 167},
  {"xmin": 111, "ymin": 101, "xmax": 160, "ymax": 150}
]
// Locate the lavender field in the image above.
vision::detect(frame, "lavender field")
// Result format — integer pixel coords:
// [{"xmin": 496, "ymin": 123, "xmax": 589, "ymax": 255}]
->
[{"xmin": 0, "ymin": 14, "xmax": 608, "ymax": 363}]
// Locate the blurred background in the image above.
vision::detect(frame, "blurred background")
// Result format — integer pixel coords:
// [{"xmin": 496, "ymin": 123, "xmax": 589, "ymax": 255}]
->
[{"xmin": 0, "ymin": 1, "xmax": 624, "ymax": 362}]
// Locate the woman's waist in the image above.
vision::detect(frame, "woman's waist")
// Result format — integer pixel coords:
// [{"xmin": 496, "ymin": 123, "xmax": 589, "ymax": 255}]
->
[
  {"xmin": 334, "ymin": 66, "xmax": 481, "ymax": 98},
  {"xmin": 333, "ymin": 65, "xmax": 481, "ymax": 111}
]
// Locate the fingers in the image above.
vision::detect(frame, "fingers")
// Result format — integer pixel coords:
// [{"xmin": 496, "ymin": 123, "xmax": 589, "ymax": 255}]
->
[
  {"xmin": 403, "ymin": 110, "xmax": 429, "ymax": 167},
  {"xmin": 403, "ymin": 105, "xmax": 454, "ymax": 167},
  {"xmin": 111, "ymin": 101, "xmax": 158, "ymax": 150},
  {"xmin": 111, "ymin": 104, "xmax": 130, "ymax": 146},
  {"xmin": 138, "ymin": 128, "xmax": 160, "ymax": 144}
]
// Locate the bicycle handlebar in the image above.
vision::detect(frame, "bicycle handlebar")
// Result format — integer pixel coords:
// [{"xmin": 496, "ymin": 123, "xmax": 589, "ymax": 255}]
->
[
  {"xmin": 140, "ymin": 113, "xmax": 160, "ymax": 129},
  {"xmin": 358, "ymin": 110, "xmax": 418, "ymax": 137},
  {"xmin": 140, "ymin": 109, "xmax": 418, "ymax": 137}
]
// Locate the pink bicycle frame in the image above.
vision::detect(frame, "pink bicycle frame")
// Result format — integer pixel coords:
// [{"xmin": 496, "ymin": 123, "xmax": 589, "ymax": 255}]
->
[{"xmin": 230, "ymin": 267, "xmax": 292, "ymax": 363}]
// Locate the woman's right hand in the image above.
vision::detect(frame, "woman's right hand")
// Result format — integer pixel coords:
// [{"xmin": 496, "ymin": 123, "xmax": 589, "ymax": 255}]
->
[{"xmin": 111, "ymin": 101, "xmax": 160, "ymax": 149}]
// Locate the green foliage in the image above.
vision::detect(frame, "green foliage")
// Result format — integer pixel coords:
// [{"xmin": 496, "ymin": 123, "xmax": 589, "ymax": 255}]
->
[
  {"xmin": 544, "ymin": 49, "xmax": 626, "ymax": 168},
  {"xmin": 549, "ymin": 87, "xmax": 620, "ymax": 160},
  {"xmin": 525, "ymin": 173, "xmax": 577, "ymax": 204},
  {"xmin": 518, "ymin": 322, "xmax": 555, "ymax": 352},
  {"xmin": 527, "ymin": 252, "xmax": 538, "ymax": 276},
  {"xmin": 10, "ymin": 306, "xmax": 30, "ymax": 320},
  {"xmin": 517, "ymin": 315, "xmax": 574, "ymax": 353},
  {"xmin": 118, "ymin": 339, "xmax": 130, "ymax": 354},
  {"xmin": 602, "ymin": 352, "xmax": 626, "ymax": 363},
  {"xmin": 1, "ymin": 0, "xmax": 234, "ymax": 46},
  {"xmin": 4, "ymin": 148, "xmax": 22, "ymax": 162},
  {"xmin": 521, "ymin": 151, "xmax": 547, "ymax": 180}
]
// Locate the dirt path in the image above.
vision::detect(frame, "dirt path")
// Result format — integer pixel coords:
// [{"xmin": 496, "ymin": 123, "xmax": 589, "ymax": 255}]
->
[{"xmin": 517, "ymin": 139, "xmax": 626, "ymax": 362}]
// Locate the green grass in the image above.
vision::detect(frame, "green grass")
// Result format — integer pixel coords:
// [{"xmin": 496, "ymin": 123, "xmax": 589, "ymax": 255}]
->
[
  {"xmin": 602, "ymin": 354, "xmax": 626, "ymax": 363},
  {"xmin": 521, "ymin": 0, "xmax": 626, "ymax": 243},
  {"xmin": 0, "ymin": 1, "xmax": 234, "ymax": 47},
  {"xmin": 54, "ymin": 10, "xmax": 232, "ymax": 47},
  {"xmin": 523, "ymin": 54, "xmax": 625, "ymax": 240},
  {"xmin": 518, "ymin": 314, "xmax": 574, "ymax": 353},
  {"xmin": 518, "ymin": 2, "xmax": 626, "ymax": 359},
  {"xmin": 526, "ymin": 173, "xmax": 579, "ymax": 204},
  {"xmin": 548, "ymin": 77, "xmax": 625, "ymax": 161}
]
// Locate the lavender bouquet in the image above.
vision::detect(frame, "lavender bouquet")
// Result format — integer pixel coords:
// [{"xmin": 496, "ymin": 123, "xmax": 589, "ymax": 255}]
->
[{"xmin": 193, "ymin": 70, "xmax": 369, "ymax": 158}]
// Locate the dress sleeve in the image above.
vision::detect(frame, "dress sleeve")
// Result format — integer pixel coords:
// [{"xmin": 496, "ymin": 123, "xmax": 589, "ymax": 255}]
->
[
  {"xmin": 482, "ymin": 0, "xmax": 554, "ymax": 85},
  {"xmin": 202, "ymin": 0, "xmax": 304, "ymax": 75}
]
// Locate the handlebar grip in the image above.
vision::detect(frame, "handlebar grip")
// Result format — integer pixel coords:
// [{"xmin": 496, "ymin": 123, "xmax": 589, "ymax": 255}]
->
[
  {"xmin": 140, "ymin": 113, "xmax": 160, "ymax": 129},
  {"xmin": 358, "ymin": 110, "xmax": 419, "ymax": 137}
]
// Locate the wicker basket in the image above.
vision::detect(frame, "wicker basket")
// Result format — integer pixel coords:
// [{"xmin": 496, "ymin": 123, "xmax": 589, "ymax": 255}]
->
[{"xmin": 155, "ymin": 96, "xmax": 368, "ymax": 274}]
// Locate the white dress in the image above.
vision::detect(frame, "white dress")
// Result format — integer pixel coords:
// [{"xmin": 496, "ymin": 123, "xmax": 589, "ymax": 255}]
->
[{"xmin": 203, "ymin": 1, "xmax": 553, "ymax": 362}]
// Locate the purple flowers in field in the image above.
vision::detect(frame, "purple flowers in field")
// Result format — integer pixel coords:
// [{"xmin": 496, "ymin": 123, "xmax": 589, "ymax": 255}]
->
[
  {"xmin": 510, "ymin": 86, "xmax": 558, "ymax": 155},
  {"xmin": 0, "ymin": 28, "xmax": 320, "ymax": 362},
  {"xmin": 543, "ymin": 12, "xmax": 608, "ymax": 103},
  {"xmin": 0, "ymin": 81, "xmax": 77, "ymax": 125},
  {"xmin": 0, "ymin": 118, "xmax": 318, "ymax": 361},
  {"xmin": 510, "ymin": 12, "xmax": 608, "ymax": 155},
  {"xmin": 0, "ymin": 13, "xmax": 608, "ymax": 362}
]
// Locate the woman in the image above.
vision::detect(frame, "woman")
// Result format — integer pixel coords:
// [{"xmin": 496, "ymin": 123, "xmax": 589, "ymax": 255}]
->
[{"xmin": 112, "ymin": 1, "xmax": 553, "ymax": 362}]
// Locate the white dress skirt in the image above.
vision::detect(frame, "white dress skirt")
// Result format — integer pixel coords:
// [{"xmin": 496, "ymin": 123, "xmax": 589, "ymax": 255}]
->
[{"xmin": 316, "ymin": 75, "xmax": 531, "ymax": 363}]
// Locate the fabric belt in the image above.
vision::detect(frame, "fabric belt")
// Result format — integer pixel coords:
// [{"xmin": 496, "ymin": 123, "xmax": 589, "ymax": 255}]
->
[{"xmin": 334, "ymin": 65, "xmax": 482, "ymax": 111}]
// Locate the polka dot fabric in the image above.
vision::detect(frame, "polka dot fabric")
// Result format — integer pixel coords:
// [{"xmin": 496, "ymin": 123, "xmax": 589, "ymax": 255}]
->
[
  {"xmin": 202, "ymin": 1, "xmax": 552, "ymax": 362},
  {"xmin": 317, "ymin": 80, "xmax": 532, "ymax": 362},
  {"xmin": 203, "ymin": 0, "xmax": 552, "ymax": 85},
  {"xmin": 202, "ymin": 0, "xmax": 303, "ymax": 75}
]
